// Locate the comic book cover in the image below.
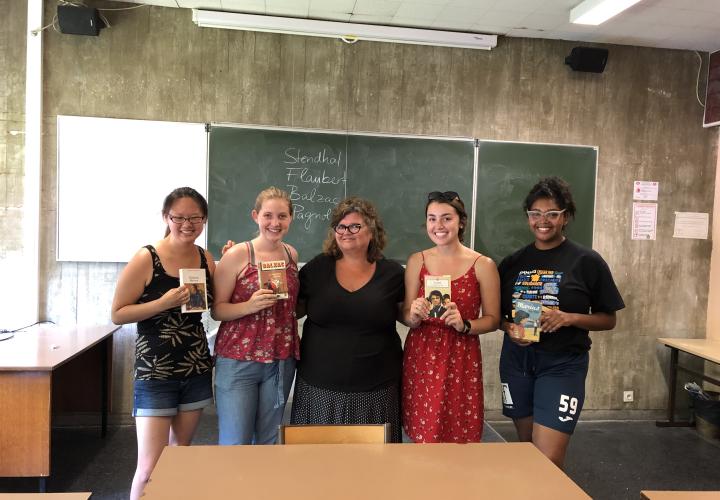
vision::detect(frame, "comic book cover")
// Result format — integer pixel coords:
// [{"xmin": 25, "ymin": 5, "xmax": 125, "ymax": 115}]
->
[
  {"xmin": 258, "ymin": 260, "xmax": 289, "ymax": 299},
  {"xmin": 179, "ymin": 268, "xmax": 208, "ymax": 313},
  {"xmin": 512, "ymin": 299, "xmax": 542, "ymax": 342},
  {"xmin": 424, "ymin": 275, "xmax": 451, "ymax": 319}
]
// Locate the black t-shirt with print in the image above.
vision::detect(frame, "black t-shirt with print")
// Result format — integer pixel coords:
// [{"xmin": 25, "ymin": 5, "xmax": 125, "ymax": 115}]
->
[{"xmin": 498, "ymin": 239, "xmax": 625, "ymax": 353}]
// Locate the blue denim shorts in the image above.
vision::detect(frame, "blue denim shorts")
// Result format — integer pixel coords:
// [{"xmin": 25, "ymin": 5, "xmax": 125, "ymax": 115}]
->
[{"xmin": 133, "ymin": 371, "xmax": 213, "ymax": 417}]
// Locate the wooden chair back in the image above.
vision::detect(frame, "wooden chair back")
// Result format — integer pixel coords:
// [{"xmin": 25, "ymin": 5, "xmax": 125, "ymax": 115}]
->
[{"xmin": 277, "ymin": 423, "xmax": 391, "ymax": 444}]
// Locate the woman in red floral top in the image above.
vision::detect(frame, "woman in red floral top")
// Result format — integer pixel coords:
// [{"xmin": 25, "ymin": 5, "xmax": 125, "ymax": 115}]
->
[
  {"xmin": 212, "ymin": 187, "xmax": 300, "ymax": 445},
  {"xmin": 402, "ymin": 191, "xmax": 500, "ymax": 443}
]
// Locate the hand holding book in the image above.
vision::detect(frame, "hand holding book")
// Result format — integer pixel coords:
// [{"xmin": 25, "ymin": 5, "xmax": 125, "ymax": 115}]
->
[
  {"xmin": 244, "ymin": 288, "xmax": 278, "ymax": 314},
  {"xmin": 539, "ymin": 309, "xmax": 573, "ymax": 332}
]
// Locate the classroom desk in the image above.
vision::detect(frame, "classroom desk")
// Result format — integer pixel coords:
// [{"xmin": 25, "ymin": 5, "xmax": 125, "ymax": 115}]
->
[
  {"xmin": 656, "ymin": 338, "xmax": 720, "ymax": 427},
  {"xmin": 142, "ymin": 442, "xmax": 590, "ymax": 499},
  {"xmin": 641, "ymin": 492, "xmax": 720, "ymax": 499},
  {"xmin": 0, "ymin": 324, "xmax": 118, "ymax": 489}
]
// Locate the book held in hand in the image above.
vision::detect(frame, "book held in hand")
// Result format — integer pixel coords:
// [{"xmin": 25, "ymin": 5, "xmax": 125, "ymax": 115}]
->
[
  {"xmin": 179, "ymin": 268, "xmax": 208, "ymax": 313},
  {"xmin": 512, "ymin": 299, "xmax": 542, "ymax": 342},
  {"xmin": 258, "ymin": 260, "xmax": 289, "ymax": 299},
  {"xmin": 424, "ymin": 274, "xmax": 451, "ymax": 319}
]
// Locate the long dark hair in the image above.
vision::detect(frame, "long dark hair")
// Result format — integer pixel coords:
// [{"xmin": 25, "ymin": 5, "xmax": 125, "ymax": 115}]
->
[{"xmin": 162, "ymin": 187, "xmax": 208, "ymax": 237}]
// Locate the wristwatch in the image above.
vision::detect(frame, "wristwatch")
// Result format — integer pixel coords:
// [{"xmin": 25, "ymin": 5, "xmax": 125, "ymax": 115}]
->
[{"xmin": 462, "ymin": 319, "xmax": 472, "ymax": 334}]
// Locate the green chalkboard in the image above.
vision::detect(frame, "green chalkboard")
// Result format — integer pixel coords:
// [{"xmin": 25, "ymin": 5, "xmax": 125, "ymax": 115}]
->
[
  {"xmin": 208, "ymin": 126, "xmax": 348, "ymax": 260},
  {"xmin": 208, "ymin": 125, "xmax": 475, "ymax": 262},
  {"xmin": 473, "ymin": 141, "xmax": 597, "ymax": 263},
  {"xmin": 347, "ymin": 135, "xmax": 475, "ymax": 261}
]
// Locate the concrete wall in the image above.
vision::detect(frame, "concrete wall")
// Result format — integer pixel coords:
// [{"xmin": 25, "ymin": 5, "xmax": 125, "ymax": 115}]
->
[
  {"xmin": 24, "ymin": 4, "xmax": 720, "ymax": 418},
  {"xmin": 0, "ymin": 0, "xmax": 27, "ymax": 282}
]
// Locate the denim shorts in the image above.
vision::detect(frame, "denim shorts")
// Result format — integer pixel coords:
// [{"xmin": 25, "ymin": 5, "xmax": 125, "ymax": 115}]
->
[{"xmin": 133, "ymin": 371, "xmax": 214, "ymax": 417}]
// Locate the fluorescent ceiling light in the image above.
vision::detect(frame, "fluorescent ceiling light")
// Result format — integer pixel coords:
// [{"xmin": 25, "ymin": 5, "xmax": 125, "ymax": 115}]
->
[
  {"xmin": 570, "ymin": 0, "xmax": 642, "ymax": 25},
  {"xmin": 192, "ymin": 10, "xmax": 497, "ymax": 50}
]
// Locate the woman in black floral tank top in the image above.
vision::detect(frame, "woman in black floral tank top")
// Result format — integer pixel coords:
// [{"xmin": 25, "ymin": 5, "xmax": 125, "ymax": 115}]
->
[{"xmin": 111, "ymin": 187, "xmax": 216, "ymax": 500}]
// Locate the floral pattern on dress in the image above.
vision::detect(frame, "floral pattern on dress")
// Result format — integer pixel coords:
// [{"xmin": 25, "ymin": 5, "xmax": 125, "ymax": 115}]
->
[
  {"xmin": 402, "ymin": 261, "xmax": 483, "ymax": 443},
  {"xmin": 214, "ymin": 246, "xmax": 300, "ymax": 362}
]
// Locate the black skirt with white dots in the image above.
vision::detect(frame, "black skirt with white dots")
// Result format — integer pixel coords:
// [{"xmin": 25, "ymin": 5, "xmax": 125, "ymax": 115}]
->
[{"xmin": 290, "ymin": 375, "xmax": 402, "ymax": 443}]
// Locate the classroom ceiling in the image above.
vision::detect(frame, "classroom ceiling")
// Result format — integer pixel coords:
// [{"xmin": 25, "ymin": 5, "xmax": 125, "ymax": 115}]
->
[{"xmin": 123, "ymin": 0, "xmax": 720, "ymax": 52}]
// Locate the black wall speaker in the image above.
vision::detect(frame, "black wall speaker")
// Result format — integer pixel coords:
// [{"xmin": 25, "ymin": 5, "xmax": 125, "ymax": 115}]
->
[
  {"xmin": 57, "ymin": 5, "xmax": 105, "ymax": 36},
  {"xmin": 565, "ymin": 47, "xmax": 608, "ymax": 73}
]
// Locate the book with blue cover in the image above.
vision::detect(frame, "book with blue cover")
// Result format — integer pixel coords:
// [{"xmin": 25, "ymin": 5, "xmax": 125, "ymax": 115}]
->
[{"xmin": 512, "ymin": 299, "xmax": 542, "ymax": 342}]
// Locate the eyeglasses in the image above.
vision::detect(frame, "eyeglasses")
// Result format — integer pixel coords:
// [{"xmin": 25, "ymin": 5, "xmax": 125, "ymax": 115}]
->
[
  {"xmin": 169, "ymin": 215, "xmax": 206, "ymax": 225},
  {"xmin": 334, "ymin": 223, "xmax": 363, "ymax": 234},
  {"xmin": 428, "ymin": 191, "xmax": 460, "ymax": 202},
  {"xmin": 526, "ymin": 209, "xmax": 566, "ymax": 221}
]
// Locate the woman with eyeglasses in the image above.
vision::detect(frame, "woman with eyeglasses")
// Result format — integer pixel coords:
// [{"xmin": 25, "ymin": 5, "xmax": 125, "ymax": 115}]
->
[
  {"xmin": 402, "ymin": 191, "xmax": 500, "ymax": 443},
  {"xmin": 211, "ymin": 187, "xmax": 299, "ymax": 445},
  {"xmin": 111, "ymin": 187, "xmax": 215, "ymax": 500},
  {"xmin": 290, "ymin": 197, "xmax": 405, "ymax": 442},
  {"xmin": 498, "ymin": 177, "xmax": 624, "ymax": 468}
]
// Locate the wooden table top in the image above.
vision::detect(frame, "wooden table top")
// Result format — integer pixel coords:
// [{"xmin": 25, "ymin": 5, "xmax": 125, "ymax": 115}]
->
[
  {"xmin": 657, "ymin": 338, "xmax": 720, "ymax": 364},
  {"xmin": 143, "ymin": 442, "xmax": 590, "ymax": 500},
  {"xmin": 0, "ymin": 494, "xmax": 91, "ymax": 499},
  {"xmin": 0, "ymin": 324, "xmax": 118, "ymax": 371},
  {"xmin": 641, "ymin": 491, "xmax": 720, "ymax": 500}
]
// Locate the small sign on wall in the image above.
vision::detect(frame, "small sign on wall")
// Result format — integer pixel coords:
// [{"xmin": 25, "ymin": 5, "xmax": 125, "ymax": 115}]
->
[
  {"xmin": 633, "ymin": 180, "xmax": 658, "ymax": 201},
  {"xmin": 631, "ymin": 202, "xmax": 657, "ymax": 240},
  {"xmin": 673, "ymin": 212, "xmax": 709, "ymax": 239}
]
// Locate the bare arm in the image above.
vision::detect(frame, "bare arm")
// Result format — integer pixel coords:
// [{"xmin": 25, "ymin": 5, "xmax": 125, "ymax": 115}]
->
[
  {"xmin": 111, "ymin": 248, "xmax": 188, "ymax": 325},
  {"xmin": 468, "ymin": 255, "xmax": 501, "ymax": 334},
  {"xmin": 540, "ymin": 310, "xmax": 616, "ymax": 333},
  {"xmin": 401, "ymin": 252, "xmax": 429, "ymax": 327}
]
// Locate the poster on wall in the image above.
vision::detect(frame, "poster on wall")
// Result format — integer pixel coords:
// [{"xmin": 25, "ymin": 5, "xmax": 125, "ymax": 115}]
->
[
  {"xmin": 673, "ymin": 212, "xmax": 709, "ymax": 239},
  {"xmin": 631, "ymin": 202, "xmax": 657, "ymax": 240},
  {"xmin": 633, "ymin": 180, "xmax": 658, "ymax": 201}
]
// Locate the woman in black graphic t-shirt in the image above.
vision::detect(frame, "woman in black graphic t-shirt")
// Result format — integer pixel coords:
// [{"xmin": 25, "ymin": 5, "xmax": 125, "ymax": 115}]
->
[{"xmin": 498, "ymin": 177, "xmax": 624, "ymax": 469}]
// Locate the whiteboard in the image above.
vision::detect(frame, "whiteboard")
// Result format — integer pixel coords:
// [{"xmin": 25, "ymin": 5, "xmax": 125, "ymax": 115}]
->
[{"xmin": 57, "ymin": 116, "xmax": 208, "ymax": 262}]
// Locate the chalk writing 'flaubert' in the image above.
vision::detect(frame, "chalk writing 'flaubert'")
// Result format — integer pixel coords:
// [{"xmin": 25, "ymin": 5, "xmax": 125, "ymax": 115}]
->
[{"xmin": 285, "ymin": 167, "xmax": 346, "ymax": 185}]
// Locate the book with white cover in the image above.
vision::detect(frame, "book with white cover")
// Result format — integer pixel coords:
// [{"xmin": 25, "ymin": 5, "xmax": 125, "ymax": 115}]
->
[{"xmin": 179, "ymin": 268, "xmax": 208, "ymax": 313}]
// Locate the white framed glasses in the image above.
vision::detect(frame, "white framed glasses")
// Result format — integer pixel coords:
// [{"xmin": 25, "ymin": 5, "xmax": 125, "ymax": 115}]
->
[{"xmin": 526, "ymin": 209, "xmax": 566, "ymax": 221}]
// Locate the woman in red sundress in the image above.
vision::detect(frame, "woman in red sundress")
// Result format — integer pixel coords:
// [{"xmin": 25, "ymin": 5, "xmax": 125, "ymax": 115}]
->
[{"xmin": 402, "ymin": 191, "xmax": 500, "ymax": 443}]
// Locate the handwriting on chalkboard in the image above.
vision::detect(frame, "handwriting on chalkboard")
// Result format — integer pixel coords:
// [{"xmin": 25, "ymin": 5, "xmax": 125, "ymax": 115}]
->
[{"xmin": 283, "ymin": 147, "xmax": 346, "ymax": 230}]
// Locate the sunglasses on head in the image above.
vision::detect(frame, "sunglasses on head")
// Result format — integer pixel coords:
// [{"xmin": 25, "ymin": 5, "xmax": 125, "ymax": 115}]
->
[{"xmin": 427, "ymin": 191, "xmax": 460, "ymax": 202}]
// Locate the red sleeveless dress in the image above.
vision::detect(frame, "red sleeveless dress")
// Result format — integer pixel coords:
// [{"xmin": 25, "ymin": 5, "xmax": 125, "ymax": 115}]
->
[{"xmin": 402, "ymin": 259, "xmax": 483, "ymax": 443}]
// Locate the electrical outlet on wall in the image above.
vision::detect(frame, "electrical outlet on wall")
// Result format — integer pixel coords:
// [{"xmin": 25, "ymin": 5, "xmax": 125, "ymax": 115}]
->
[{"xmin": 623, "ymin": 390, "xmax": 634, "ymax": 402}]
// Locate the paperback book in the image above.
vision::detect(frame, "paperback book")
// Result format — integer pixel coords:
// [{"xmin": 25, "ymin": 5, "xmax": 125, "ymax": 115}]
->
[
  {"xmin": 424, "ymin": 274, "xmax": 451, "ymax": 319},
  {"xmin": 258, "ymin": 260, "xmax": 289, "ymax": 299},
  {"xmin": 179, "ymin": 268, "xmax": 208, "ymax": 314},
  {"xmin": 512, "ymin": 299, "xmax": 542, "ymax": 342}
]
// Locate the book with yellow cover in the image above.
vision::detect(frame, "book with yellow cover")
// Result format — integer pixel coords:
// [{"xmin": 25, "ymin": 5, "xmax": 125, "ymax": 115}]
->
[
  {"xmin": 258, "ymin": 260, "xmax": 289, "ymax": 299},
  {"xmin": 424, "ymin": 274, "xmax": 451, "ymax": 319}
]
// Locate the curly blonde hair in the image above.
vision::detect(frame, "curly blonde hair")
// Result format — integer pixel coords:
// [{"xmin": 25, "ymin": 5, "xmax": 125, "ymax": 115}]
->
[{"xmin": 322, "ymin": 197, "xmax": 386, "ymax": 263}]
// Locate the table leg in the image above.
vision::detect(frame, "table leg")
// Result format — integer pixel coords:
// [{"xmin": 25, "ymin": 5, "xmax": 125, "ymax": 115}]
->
[
  {"xmin": 101, "ymin": 338, "xmax": 109, "ymax": 438},
  {"xmin": 656, "ymin": 347, "xmax": 691, "ymax": 427}
]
